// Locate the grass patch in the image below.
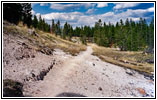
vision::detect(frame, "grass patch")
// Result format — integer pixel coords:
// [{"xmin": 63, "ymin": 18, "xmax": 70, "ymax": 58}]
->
[
  {"xmin": 90, "ymin": 44, "xmax": 154, "ymax": 74},
  {"xmin": 40, "ymin": 32, "xmax": 86, "ymax": 56}
]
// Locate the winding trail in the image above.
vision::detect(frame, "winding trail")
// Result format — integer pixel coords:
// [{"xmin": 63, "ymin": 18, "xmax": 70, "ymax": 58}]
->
[{"xmin": 25, "ymin": 46, "xmax": 154, "ymax": 97}]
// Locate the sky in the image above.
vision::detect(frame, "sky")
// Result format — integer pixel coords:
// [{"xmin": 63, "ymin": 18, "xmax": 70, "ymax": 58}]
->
[{"xmin": 31, "ymin": 2, "xmax": 154, "ymax": 28}]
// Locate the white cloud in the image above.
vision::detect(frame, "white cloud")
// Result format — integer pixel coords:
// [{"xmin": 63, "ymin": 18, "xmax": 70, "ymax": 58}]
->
[
  {"xmin": 84, "ymin": 3, "xmax": 96, "ymax": 8},
  {"xmin": 40, "ymin": 12, "xmax": 84, "ymax": 27},
  {"xmin": 50, "ymin": 3, "xmax": 95, "ymax": 10},
  {"xmin": 97, "ymin": 3, "xmax": 108, "ymax": 8},
  {"xmin": 114, "ymin": 3, "xmax": 139, "ymax": 9},
  {"xmin": 147, "ymin": 7, "xmax": 154, "ymax": 12},
  {"xmin": 122, "ymin": 7, "xmax": 154, "ymax": 17},
  {"xmin": 39, "ymin": 6, "xmax": 154, "ymax": 27},
  {"xmin": 86, "ymin": 8, "xmax": 96, "ymax": 14},
  {"xmin": 36, "ymin": 13, "xmax": 41, "ymax": 19},
  {"xmin": 31, "ymin": 10, "xmax": 35, "ymax": 15},
  {"xmin": 40, "ymin": 3, "xmax": 49, "ymax": 6}
]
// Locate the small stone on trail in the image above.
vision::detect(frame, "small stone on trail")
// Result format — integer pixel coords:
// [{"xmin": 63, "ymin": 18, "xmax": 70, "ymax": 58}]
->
[
  {"xmin": 93, "ymin": 63, "xmax": 95, "ymax": 66},
  {"xmin": 105, "ymin": 75, "xmax": 109, "ymax": 77},
  {"xmin": 137, "ymin": 88, "xmax": 146, "ymax": 96},
  {"xmin": 125, "ymin": 69, "xmax": 135, "ymax": 76},
  {"xmin": 98, "ymin": 87, "xmax": 103, "ymax": 91},
  {"xmin": 91, "ymin": 83, "xmax": 95, "ymax": 85},
  {"xmin": 31, "ymin": 55, "xmax": 35, "ymax": 58}
]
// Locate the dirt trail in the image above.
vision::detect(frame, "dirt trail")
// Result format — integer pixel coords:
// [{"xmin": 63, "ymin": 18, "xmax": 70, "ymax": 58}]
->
[
  {"xmin": 24, "ymin": 46, "xmax": 154, "ymax": 97},
  {"xmin": 27, "ymin": 46, "xmax": 93, "ymax": 97}
]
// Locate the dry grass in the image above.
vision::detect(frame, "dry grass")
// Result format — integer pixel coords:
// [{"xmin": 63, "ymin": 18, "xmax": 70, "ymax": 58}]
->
[
  {"xmin": 40, "ymin": 32, "xmax": 86, "ymax": 56},
  {"xmin": 90, "ymin": 44, "xmax": 154, "ymax": 74},
  {"xmin": 3, "ymin": 21, "xmax": 86, "ymax": 56}
]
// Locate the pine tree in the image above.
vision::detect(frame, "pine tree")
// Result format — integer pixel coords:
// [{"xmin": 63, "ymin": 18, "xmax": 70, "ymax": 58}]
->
[
  {"xmin": 55, "ymin": 20, "xmax": 61, "ymax": 36},
  {"xmin": 63, "ymin": 22, "xmax": 68, "ymax": 39},
  {"xmin": 69, "ymin": 26, "xmax": 73, "ymax": 41},
  {"xmin": 80, "ymin": 28, "xmax": 87, "ymax": 45},
  {"xmin": 51, "ymin": 19, "xmax": 55, "ymax": 33},
  {"xmin": 37, "ymin": 15, "xmax": 42, "ymax": 30},
  {"xmin": 32, "ymin": 15, "xmax": 38, "ymax": 28},
  {"xmin": 21, "ymin": 3, "xmax": 32, "ymax": 27}
]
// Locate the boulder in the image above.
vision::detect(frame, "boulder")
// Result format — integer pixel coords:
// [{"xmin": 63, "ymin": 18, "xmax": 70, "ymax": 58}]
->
[
  {"xmin": 28, "ymin": 29, "xmax": 39, "ymax": 37},
  {"xmin": 39, "ymin": 47, "xmax": 54, "ymax": 55},
  {"xmin": 144, "ymin": 47, "xmax": 154, "ymax": 54},
  {"xmin": 145, "ymin": 58, "xmax": 154, "ymax": 64}
]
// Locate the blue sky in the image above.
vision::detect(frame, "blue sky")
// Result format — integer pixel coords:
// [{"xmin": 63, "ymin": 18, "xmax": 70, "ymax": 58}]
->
[{"xmin": 31, "ymin": 2, "xmax": 154, "ymax": 28}]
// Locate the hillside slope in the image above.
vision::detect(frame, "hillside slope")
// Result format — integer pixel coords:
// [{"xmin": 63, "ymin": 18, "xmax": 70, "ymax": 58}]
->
[{"xmin": 3, "ymin": 21, "xmax": 154, "ymax": 97}]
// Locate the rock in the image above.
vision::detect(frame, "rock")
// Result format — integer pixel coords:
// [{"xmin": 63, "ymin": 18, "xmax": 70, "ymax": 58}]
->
[
  {"xmin": 137, "ymin": 88, "xmax": 146, "ymax": 96},
  {"xmin": 28, "ymin": 29, "xmax": 39, "ymax": 37},
  {"xmin": 22, "ymin": 43, "xmax": 28, "ymax": 48},
  {"xmin": 31, "ymin": 73, "xmax": 35, "ymax": 77},
  {"xmin": 31, "ymin": 55, "xmax": 35, "ymax": 58},
  {"xmin": 144, "ymin": 47, "xmax": 154, "ymax": 54},
  {"xmin": 93, "ymin": 63, "xmax": 95, "ymax": 66},
  {"xmin": 3, "ymin": 79, "xmax": 23, "ymax": 97},
  {"xmin": 98, "ymin": 87, "xmax": 102, "ymax": 91},
  {"xmin": 37, "ymin": 75, "xmax": 40, "ymax": 81},
  {"xmin": 128, "ymin": 82, "xmax": 134, "ymax": 85},
  {"xmin": 144, "ymin": 73, "xmax": 154, "ymax": 81},
  {"xmin": 125, "ymin": 69, "xmax": 135, "ymax": 76},
  {"xmin": 39, "ymin": 47, "xmax": 54, "ymax": 55},
  {"xmin": 6, "ymin": 60, "xmax": 9, "ymax": 64},
  {"xmin": 14, "ymin": 46, "xmax": 34, "ymax": 60},
  {"xmin": 145, "ymin": 59, "xmax": 154, "ymax": 64}
]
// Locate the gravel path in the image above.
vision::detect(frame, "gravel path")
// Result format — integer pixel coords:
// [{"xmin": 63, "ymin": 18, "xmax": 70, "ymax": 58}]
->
[{"xmin": 25, "ymin": 46, "xmax": 154, "ymax": 97}]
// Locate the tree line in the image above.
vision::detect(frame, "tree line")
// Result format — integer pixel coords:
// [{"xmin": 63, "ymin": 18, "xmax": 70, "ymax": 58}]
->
[
  {"xmin": 50, "ymin": 18, "xmax": 154, "ymax": 51},
  {"xmin": 32, "ymin": 15, "xmax": 50, "ymax": 32},
  {"xmin": 3, "ymin": 3, "xmax": 154, "ymax": 51}
]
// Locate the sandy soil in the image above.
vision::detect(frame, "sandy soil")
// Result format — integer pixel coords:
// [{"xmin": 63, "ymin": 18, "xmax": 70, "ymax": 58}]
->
[
  {"xmin": 24, "ymin": 47, "xmax": 154, "ymax": 97},
  {"xmin": 3, "ymin": 34, "xmax": 154, "ymax": 97}
]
